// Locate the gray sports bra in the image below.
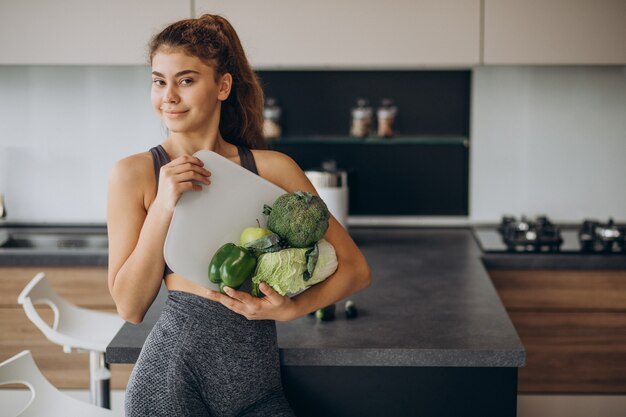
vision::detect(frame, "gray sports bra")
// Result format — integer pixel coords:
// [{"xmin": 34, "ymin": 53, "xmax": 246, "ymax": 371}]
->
[{"xmin": 148, "ymin": 144, "xmax": 259, "ymax": 277}]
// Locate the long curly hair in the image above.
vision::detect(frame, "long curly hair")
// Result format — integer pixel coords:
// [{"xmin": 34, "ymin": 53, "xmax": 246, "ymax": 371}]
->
[{"xmin": 148, "ymin": 14, "xmax": 266, "ymax": 149}]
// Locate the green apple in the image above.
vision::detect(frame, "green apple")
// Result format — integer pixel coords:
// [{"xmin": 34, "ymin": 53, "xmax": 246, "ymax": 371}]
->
[{"xmin": 240, "ymin": 220, "xmax": 273, "ymax": 246}]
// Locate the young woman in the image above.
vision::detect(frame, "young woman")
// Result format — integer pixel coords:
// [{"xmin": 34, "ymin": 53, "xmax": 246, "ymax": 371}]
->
[{"xmin": 107, "ymin": 14, "xmax": 371, "ymax": 417}]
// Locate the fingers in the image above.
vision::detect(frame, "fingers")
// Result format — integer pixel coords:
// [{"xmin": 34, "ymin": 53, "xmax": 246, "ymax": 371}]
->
[
  {"xmin": 223, "ymin": 287, "xmax": 264, "ymax": 319},
  {"xmin": 159, "ymin": 155, "xmax": 211, "ymax": 193},
  {"xmin": 170, "ymin": 162, "xmax": 211, "ymax": 177},
  {"xmin": 161, "ymin": 157, "xmax": 201, "ymax": 175},
  {"xmin": 163, "ymin": 154, "xmax": 211, "ymax": 176},
  {"xmin": 205, "ymin": 289, "xmax": 246, "ymax": 315},
  {"xmin": 171, "ymin": 154, "xmax": 205, "ymax": 169},
  {"xmin": 204, "ymin": 286, "xmax": 281, "ymax": 320},
  {"xmin": 223, "ymin": 287, "xmax": 255, "ymax": 304},
  {"xmin": 259, "ymin": 282, "xmax": 284, "ymax": 305},
  {"xmin": 173, "ymin": 170, "xmax": 211, "ymax": 186}
]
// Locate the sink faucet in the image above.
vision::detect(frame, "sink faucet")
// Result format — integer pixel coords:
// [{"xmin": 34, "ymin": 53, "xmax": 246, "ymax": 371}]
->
[{"xmin": 0, "ymin": 193, "xmax": 6, "ymax": 218}]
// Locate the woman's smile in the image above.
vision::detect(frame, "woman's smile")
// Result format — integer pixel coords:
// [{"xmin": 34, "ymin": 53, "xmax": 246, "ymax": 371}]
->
[{"xmin": 162, "ymin": 109, "xmax": 189, "ymax": 118}]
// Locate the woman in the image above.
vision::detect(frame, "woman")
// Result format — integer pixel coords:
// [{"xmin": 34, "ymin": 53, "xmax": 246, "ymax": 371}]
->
[{"xmin": 107, "ymin": 13, "xmax": 371, "ymax": 417}]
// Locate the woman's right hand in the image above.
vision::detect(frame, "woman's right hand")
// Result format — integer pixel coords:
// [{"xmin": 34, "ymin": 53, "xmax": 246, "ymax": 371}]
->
[{"xmin": 154, "ymin": 155, "xmax": 211, "ymax": 212}]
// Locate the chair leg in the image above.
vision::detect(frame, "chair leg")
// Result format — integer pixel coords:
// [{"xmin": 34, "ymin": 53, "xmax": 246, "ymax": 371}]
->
[{"xmin": 89, "ymin": 351, "xmax": 111, "ymax": 409}]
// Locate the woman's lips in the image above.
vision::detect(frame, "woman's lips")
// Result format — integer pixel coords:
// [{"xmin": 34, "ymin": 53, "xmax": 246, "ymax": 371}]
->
[{"xmin": 163, "ymin": 109, "xmax": 188, "ymax": 118}]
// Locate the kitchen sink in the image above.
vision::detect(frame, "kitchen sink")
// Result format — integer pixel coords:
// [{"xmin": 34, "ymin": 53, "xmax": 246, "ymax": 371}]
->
[{"xmin": 0, "ymin": 227, "xmax": 108, "ymax": 250}]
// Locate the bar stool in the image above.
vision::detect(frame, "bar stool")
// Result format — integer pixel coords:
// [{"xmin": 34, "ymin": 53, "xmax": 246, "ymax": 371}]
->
[
  {"xmin": 0, "ymin": 350, "xmax": 122, "ymax": 416},
  {"xmin": 17, "ymin": 272, "xmax": 125, "ymax": 409}
]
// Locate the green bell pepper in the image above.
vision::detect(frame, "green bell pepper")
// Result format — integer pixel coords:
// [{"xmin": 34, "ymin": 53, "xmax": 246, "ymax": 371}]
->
[{"xmin": 208, "ymin": 243, "xmax": 257, "ymax": 294}]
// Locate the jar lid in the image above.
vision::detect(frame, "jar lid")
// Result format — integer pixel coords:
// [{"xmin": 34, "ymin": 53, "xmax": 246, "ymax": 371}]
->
[
  {"xmin": 263, "ymin": 107, "xmax": 281, "ymax": 119},
  {"xmin": 264, "ymin": 97, "xmax": 281, "ymax": 120},
  {"xmin": 351, "ymin": 98, "xmax": 372, "ymax": 119},
  {"xmin": 377, "ymin": 106, "xmax": 397, "ymax": 118}
]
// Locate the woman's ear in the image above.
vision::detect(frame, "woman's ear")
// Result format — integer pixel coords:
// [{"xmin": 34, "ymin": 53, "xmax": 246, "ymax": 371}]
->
[{"xmin": 217, "ymin": 73, "xmax": 233, "ymax": 101}]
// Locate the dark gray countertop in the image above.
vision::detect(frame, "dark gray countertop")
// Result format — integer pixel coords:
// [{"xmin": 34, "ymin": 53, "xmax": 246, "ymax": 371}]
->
[
  {"xmin": 107, "ymin": 228, "xmax": 526, "ymax": 368},
  {"xmin": 3, "ymin": 222, "xmax": 623, "ymax": 270}
]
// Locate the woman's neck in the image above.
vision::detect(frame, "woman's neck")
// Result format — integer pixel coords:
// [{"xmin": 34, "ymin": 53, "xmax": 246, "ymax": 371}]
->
[{"xmin": 165, "ymin": 131, "xmax": 237, "ymax": 160}]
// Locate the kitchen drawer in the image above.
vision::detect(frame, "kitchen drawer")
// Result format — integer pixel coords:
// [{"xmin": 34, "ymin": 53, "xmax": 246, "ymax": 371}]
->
[
  {"xmin": 0, "ymin": 267, "xmax": 114, "ymax": 308},
  {"xmin": 489, "ymin": 268, "xmax": 626, "ymax": 394},
  {"xmin": 489, "ymin": 269, "xmax": 626, "ymax": 311},
  {"xmin": 510, "ymin": 311, "xmax": 626, "ymax": 393}
]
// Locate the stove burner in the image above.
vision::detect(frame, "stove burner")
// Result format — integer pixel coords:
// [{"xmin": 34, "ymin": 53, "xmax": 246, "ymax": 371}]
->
[
  {"xmin": 579, "ymin": 218, "xmax": 626, "ymax": 253},
  {"xmin": 498, "ymin": 215, "xmax": 563, "ymax": 252}
]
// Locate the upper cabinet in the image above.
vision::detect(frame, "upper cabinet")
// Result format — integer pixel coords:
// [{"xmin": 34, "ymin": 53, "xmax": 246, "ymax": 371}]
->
[
  {"xmin": 483, "ymin": 0, "xmax": 626, "ymax": 65},
  {"xmin": 0, "ymin": 0, "xmax": 190, "ymax": 65},
  {"xmin": 195, "ymin": 0, "xmax": 481, "ymax": 69},
  {"xmin": 2, "ymin": 1, "xmax": 623, "ymax": 66}
]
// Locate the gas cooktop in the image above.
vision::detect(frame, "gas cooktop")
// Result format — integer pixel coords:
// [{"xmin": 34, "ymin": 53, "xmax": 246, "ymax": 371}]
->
[{"xmin": 474, "ymin": 216, "xmax": 626, "ymax": 254}]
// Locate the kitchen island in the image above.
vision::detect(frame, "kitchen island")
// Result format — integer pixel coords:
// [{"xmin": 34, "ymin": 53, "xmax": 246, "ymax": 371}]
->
[{"xmin": 107, "ymin": 228, "xmax": 525, "ymax": 417}]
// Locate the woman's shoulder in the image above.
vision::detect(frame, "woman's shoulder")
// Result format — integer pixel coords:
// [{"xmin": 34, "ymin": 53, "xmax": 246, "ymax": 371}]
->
[
  {"xmin": 108, "ymin": 151, "xmax": 156, "ymax": 194},
  {"xmin": 250, "ymin": 149, "xmax": 313, "ymax": 192},
  {"xmin": 250, "ymin": 149, "xmax": 298, "ymax": 175},
  {"xmin": 110, "ymin": 151, "xmax": 154, "ymax": 179}
]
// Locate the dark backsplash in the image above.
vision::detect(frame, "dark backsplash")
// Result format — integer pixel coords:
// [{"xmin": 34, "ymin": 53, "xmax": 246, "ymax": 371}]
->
[
  {"xmin": 256, "ymin": 70, "xmax": 470, "ymax": 136},
  {"xmin": 269, "ymin": 142, "xmax": 468, "ymax": 216},
  {"xmin": 256, "ymin": 70, "xmax": 471, "ymax": 216}
]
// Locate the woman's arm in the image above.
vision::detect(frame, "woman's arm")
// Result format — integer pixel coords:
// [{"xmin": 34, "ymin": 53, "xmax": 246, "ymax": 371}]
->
[
  {"xmin": 204, "ymin": 152, "xmax": 372, "ymax": 321},
  {"xmin": 288, "ymin": 214, "xmax": 371, "ymax": 319},
  {"xmin": 107, "ymin": 153, "xmax": 211, "ymax": 324}
]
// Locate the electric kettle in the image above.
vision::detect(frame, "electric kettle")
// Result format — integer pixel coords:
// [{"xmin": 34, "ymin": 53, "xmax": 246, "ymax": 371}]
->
[{"xmin": 305, "ymin": 161, "xmax": 349, "ymax": 228}]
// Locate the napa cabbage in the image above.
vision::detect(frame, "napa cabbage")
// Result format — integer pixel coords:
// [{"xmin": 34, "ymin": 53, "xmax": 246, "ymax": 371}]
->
[{"xmin": 251, "ymin": 239, "xmax": 338, "ymax": 296}]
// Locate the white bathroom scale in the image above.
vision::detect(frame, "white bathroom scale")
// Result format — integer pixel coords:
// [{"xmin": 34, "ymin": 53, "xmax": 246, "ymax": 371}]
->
[{"xmin": 164, "ymin": 150, "xmax": 286, "ymax": 290}]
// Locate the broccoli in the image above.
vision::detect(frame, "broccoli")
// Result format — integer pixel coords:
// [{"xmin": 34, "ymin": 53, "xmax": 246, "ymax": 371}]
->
[{"xmin": 265, "ymin": 191, "xmax": 330, "ymax": 248}]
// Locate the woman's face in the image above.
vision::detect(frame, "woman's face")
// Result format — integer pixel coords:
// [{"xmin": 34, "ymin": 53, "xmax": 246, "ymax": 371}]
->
[{"xmin": 150, "ymin": 49, "xmax": 231, "ymax": 135}]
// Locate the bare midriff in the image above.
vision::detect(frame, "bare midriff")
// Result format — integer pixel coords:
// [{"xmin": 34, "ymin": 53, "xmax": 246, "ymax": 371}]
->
[{"xmin": 165, "ymin": 273, "xmax": 212, "ymax": 300}]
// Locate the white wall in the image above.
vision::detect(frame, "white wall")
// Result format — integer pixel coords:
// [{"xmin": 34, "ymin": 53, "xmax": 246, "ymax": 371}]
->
[
  {"xmin": 0, "ymin": 66, "xmax": 164, "ymax": 222},
  {"xmin": 0, "ymin": 65, "xmax": 625, "ymax": 223},
  {"xmin": 470, "ymin": 66, "xmax": 626, "ymax": 223}
]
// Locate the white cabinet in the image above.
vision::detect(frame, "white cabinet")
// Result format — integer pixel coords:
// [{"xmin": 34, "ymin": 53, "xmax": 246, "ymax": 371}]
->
[
  {"xmin": 195, "ymin": 0, "xmax": 481, "ymax": 68},
  {"xmin": 0, "ymin": 0, "xmax": 190, "ymax": 65},
  {"xmin": 483, "ymin": 0, "xmax": 626, "ymax": 65},
  {"xmin": 4, "ymin": 0, "xmax": 621, "ymax": 67}
]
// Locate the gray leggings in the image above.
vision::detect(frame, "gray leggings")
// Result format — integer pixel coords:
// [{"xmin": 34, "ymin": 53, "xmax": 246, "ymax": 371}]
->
[{"xmin": 125, "ymin": 290, "xmax": 295, "ymax": 417}]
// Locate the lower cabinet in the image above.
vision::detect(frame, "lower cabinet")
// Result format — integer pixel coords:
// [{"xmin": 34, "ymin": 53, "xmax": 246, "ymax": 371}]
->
[
  {"xmin": 0, "ymin": 267, "xmax": 133, "ymax": 389},
  {"xmin": 488, "ymin": 269, "xmax": 626, "ymax": 393}
]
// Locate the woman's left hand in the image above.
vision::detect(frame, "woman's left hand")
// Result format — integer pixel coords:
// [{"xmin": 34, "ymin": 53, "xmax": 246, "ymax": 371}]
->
[{"xmin": 204, "ymin": 282, "xmax": 297, "ymax": 321}]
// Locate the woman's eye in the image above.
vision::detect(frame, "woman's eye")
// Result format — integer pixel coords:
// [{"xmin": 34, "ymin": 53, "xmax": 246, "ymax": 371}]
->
[
  {"xmin": 180, "ymin": 78, "xmax": 193, "ymax": 85},
  {"xmin": 152, "ymin": 79, "xmax": 165, "ymax": 86}
]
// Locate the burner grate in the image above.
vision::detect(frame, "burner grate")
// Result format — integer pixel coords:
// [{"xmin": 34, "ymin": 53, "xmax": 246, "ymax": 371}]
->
[
  {"xmin": 579, "ymin": 218, "xmax": 626, "ymax": 253},
  {"xmin": 498, "ymin": 215, "xmax": 563, "ymax": 253}
]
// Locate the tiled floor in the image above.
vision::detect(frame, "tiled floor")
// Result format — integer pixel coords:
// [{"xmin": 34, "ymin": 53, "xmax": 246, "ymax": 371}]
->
[{"xmin": 1, "ymin": 390, "xmax": 626, "ymax": 416}]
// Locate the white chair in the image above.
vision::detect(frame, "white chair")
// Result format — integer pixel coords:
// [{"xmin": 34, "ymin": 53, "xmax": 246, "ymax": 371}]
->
[
  {"xmin": 0, "ymin": 350, "xmax": 122, "ymax": 416},
  {"xmin": 17, "ymin": 272, "xmax": 125, "ymax": 408}
]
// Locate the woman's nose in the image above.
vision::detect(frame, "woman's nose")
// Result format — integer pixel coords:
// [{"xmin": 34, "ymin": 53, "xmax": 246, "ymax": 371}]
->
[{"xmin": 164, "ymin": 86, "xmax": 179, "ymax": 103}]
